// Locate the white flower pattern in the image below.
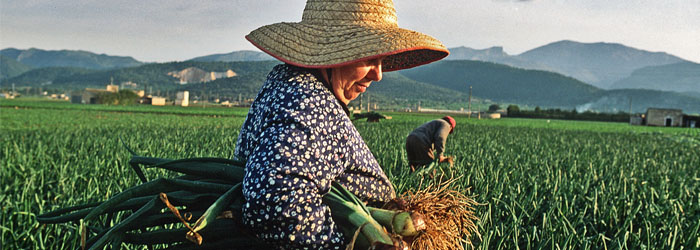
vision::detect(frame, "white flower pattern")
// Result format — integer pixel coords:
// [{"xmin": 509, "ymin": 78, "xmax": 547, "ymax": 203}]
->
[{"xmin": 235, "ymin": 64, "xmax": 395, "ymax": 249}]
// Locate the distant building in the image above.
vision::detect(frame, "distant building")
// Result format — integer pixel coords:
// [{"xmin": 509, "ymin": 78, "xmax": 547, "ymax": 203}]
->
[
  {"xmin": 486, "ymin": 113, "xmax": 501, "ymax": 119},
  {"xmin": 175, "ymin": 91, "xmax": 189, "ymax": 107},
  {"xmin": 151, "ymin": 97, "xmax": 166, "ymax": 106},
  {"xmin": 79, "ymin": 88, "xmax": 111, "ymax": 104},
  {"xmin": 629, "ymin": 115, "xmax": 644, "ymax": 126},
  {"xmin": 646, "ymin": 108, "xmax": 683, "ymax": 127},
  {"xmin": 70, "ymin": 94, "xmax": 82, "ymax": 104},
  {"xmin": 71, "ymin": 85, "xmax": 137, "ymax": 104},
  {"xmin": 683, "ymin": 115, "xmax": 700, "ymax": 128},
  {"xmin": 46, "ymin": 93, "xmax": 67, "ymax": 100},
  {"xmin": 142, "ymin": 96, "xmax": 166, "ymax": 106},
  {"xmin": 106, "ymin": 84, "xmax": 119, "ymax": 92},
  {"xmin": 631, "ymin": 108, "xmax": 698, "ymax": 128},
  {"xmin": 416, "ymin": 107, "xmax": 471, "ymax": 116}
]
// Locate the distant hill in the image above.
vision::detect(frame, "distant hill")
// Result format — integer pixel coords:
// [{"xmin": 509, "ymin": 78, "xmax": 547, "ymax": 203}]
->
[
  {"xmin": 189, "ymin": 50, "xmax": 275, "ymax": 62},
  {"xmin": 447, "ymin": 46, "xmax": 511, "ymax": 61},
  {"xmin": 609, "ymin": 62, "xmax": 700, "ymax": 93},
  {"xmin": 516, "ymin": 40, "xmax": 687, "ymax": 89},
  {"xmin": 0, "ymin": 48, "xmax": 143, "ymax": 70},
  {"xmin": 400, "ymin": 60, "xmax": 700, "ymax": 113},
  {"xmin": 1, "ymin": 60, "xmax": 278, "ymax": 90},
  {"xmin": 581, "ymin": 89, "xmax": 700, "ymax": 114},
  {"xmin": 401, "ymin": 60, "xmax": 599, "ymax": 108},
  {"xmin": 446, "ymin": 46, "xmax": 550, "ymax": 71},
  {"xmin": 0, "ymin": 55, "xmax": 33, "ymax": 79},
  {"xmin": 366, "ymin": 72, "xmax": 469, "ymax": 110},
  {"xmin": 1, "ymin": 67, "xmax": 97, "ymax": 87}
]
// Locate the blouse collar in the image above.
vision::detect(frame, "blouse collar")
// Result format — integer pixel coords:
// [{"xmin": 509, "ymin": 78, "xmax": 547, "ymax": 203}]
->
[{"xmin": 289, "ymin": 64, "xmax": 351, "ymax": 116}]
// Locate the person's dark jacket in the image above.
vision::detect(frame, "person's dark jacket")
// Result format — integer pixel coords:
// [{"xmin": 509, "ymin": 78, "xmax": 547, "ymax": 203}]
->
[{"xmin": 408, "ymin": 119, "xmax": 452, "ymax": 158}]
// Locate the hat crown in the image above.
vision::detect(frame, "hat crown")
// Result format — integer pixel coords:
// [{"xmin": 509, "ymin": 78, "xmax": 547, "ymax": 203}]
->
[
  {"xmin": 442, "ymin": 116, "xmax": 456, "ymax": 128},
  {"xmin": 301, "ymin": 0, "xmax": 398, "ymax": 26}
]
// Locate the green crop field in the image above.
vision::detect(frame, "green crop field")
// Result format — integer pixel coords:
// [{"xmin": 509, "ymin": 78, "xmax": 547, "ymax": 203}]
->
[{"xmin": 1, "ymin": 99, "xmax": 698, "ymax": 249}]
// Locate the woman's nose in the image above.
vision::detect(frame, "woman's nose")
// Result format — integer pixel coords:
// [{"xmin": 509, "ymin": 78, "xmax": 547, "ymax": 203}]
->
[{"xmin": 367, "ymin": 60, "xmax": 383, "ymax": 82}]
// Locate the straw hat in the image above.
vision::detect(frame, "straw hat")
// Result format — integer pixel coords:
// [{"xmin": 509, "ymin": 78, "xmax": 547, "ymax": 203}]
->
[{"xmin": 246, "ymin": 0, "xmax": 449, "ymax": 72}]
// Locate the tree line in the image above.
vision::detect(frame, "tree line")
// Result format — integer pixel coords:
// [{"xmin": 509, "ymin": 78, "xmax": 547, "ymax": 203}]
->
[{"xmin": 505, "ymin": 104, "xmax": 630, "ymax": 122}]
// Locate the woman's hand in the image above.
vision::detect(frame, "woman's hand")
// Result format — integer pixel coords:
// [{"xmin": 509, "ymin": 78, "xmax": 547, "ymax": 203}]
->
[{"xmin": 439, "ymin": 155, "xmax": 455, "ymax": 166}]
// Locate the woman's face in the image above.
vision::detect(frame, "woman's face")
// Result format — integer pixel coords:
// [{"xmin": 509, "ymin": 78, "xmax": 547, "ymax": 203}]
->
[{"xmin": 328, "ymin": 57, "xmax": 384, "ymax": 105}]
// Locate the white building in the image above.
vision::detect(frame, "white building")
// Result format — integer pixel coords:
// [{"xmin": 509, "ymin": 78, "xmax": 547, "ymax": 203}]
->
[{"xmin": 175, "ymin": 91, "xmax": 189, "ymax": 107}]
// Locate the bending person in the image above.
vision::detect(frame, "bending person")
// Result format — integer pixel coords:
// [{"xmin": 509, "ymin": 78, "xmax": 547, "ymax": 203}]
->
[
  {"xmin": 234, "ymin": 0, "xmax": 449, "ymax": 249},
  {"xmin": 405, "ymin": 116, "xmax": 457, "ymax": 171}
]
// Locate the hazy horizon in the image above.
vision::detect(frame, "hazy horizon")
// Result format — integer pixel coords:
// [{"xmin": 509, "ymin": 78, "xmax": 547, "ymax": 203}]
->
[{"xmin": 1, "ymin": 0, "xmax": 699, "ymax": 63}]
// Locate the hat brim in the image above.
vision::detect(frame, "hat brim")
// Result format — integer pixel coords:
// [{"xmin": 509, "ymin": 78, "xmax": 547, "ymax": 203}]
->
[{"xmin": 246, "ymin": 22, "xmax": 449, "ymax": 72}]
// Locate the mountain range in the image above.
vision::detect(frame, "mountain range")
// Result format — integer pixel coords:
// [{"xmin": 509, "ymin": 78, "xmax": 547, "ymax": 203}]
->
[
  {"xmin": 0, "ymin": 55, "xmax": 33, "ymax": 79},
  {"xmin": 3, "ymin": 42, "xmax": 696, "ymax": 93},
  {"xmin": 188, "ymin": 50, "xmax": 274, "ymax": 62},
  {"xmin": 1, "ymin": 42, "xmax": 699, "ymax": 113},
  {"xmin": 446, "ymin": 40, "xmax": 692, "ymax": 91},
  {"xmin": 0, "ymin": 48, "xmax": 142, "ymax": 71},
  {"xmin": 609, "ymin": 61, "xmax": 700, "ymax": 93},
  {"xmin": 401, "ymin": 60, "xmax": 700, "ymax": 113},
  {"xmin": 194, "ymin": 41, "xmax": 698, "ymax": 94}
]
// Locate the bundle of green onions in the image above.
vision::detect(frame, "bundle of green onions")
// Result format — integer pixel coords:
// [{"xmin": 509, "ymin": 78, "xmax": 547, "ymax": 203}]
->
[{"xmin": 38, "ymin": 154, "xmax": 478, "ymax": 250}]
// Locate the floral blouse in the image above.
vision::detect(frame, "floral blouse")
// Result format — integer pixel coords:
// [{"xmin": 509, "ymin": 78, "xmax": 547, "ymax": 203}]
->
[{"xmin": 234, "ymin": 64, "xmax": 396, "ymax": 249}]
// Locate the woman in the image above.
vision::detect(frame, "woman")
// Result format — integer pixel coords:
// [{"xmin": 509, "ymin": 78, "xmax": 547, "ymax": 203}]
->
[{"xmin": 234, "ymin": 0, "xmax": 449, "ymax": 249}]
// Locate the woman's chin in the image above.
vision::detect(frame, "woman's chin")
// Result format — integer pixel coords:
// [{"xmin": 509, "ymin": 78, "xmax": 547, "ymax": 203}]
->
[{"xmin": 348, "ymin": 93, "xmax": 362, "ymax": 101}]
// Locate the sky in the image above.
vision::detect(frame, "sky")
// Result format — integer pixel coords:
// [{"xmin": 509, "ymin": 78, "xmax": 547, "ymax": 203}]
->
[{"xmin": 1, "ymin": 0, "xmax": 699, "ymax": 63}]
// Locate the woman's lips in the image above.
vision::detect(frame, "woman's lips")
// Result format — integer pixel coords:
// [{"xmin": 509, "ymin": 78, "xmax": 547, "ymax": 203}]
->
[{"xmin": 356, "ymin": 82, "xmax": 370, "ymax": 92}]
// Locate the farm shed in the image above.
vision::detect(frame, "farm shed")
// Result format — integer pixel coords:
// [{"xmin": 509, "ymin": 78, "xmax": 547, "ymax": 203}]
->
[
  {"xmin": 486, "ymin": 113, "xmax": 501, "ymax": 119},
  {"xmin": 143, "ymin": 96, "xmax": 166, "ymax": 106},
  {"xmin": 683, "ymin": 115, "xmax": 700, "ymax": 128},
  {"xmin": 646, "ymin": 108, "xmax": 683, "ymax": 127},
  {"xmin": 151, "ymin": 97, "xmax": 166, "ymax": 106},
  {"xmin": 71, "ymin": 85, "xmax": 120, "ymax": 104},
  {"xmin": 70, "ymin": 95, "xmax": 82, "ymax": 104},
  {"xmin": 629, "ymin": 116, "xmax": 644, "ymax": 125},
  {"xmin": 78, "ymin": 88, "xmax": 111, "ymax": 104}
]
